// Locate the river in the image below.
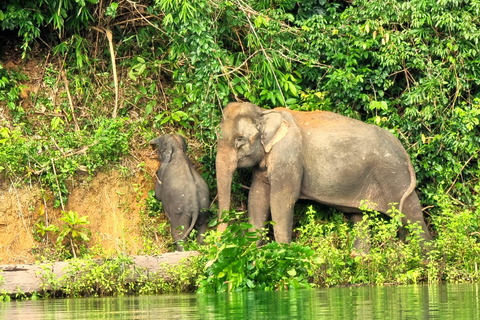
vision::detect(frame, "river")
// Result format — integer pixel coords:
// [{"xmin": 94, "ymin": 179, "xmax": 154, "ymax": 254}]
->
[{"xmin": 1, "ymin": 283, "xmax": 478, "ymax": 319}]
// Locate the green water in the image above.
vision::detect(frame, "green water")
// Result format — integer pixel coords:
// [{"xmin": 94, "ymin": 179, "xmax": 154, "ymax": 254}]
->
[{"xmin": 1, "ymin": 284, "xmax": 479, "ymax": 319}]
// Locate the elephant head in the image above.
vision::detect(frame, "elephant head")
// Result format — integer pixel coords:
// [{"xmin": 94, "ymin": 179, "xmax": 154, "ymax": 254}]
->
[
  {"xmin": 216, "ymin": 102, "xmax": 288, "ymax": 230},
  {"xmin": 150, "ymin": 134, "xmax": 187, "ymax": 165}
]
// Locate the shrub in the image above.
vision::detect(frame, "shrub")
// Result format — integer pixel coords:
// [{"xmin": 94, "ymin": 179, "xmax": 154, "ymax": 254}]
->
[{"xmin": 197, "ymin": 212, "xmax": 318, "ymax": 292}]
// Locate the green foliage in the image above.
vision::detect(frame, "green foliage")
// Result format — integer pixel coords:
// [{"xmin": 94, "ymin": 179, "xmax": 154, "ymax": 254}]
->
[
  {"xmin": 412, "ymin": 100, "xmax": 480, "ymax": 206},
  {"xmin": 37, "ymin": 255, "xmax": 202, "ymax": 298},
  {"xmin": 0, "ymin": 67, "xmax": 28, "ymax": 122},
  {"xmin": 197, "ymin": 212, "xmax": 317, "ymax": 292},
  {"xmin": 146, "ymin": 190, "xmax": 162, "ymax": 217},
  {"xmin": 56, "ymin": 210, "xmax": 91, "ymax": 259},
  {"xmin": 135, "ymin": 260, "xmax": 202, "ymax": 294},
  {"xmin": 105, "ymin": 2, "xmax": 118, "ymax": 19},
  {"xmin": 34, "ymin": 220, "xmax": 59, "ymax": 238},
  {"xmin": 0, "ymin": 0, "xmax": 97, "ymax": 56},
  {"xmin": 426, "ymin": 195, "xmax": 480, "ymax": 283},
  {"xmin": 39, "ymin": 256, "xmax": 134, "ymax": 297},
  {"xmin": 0, "ymin": 290, "xmax": 11, "ymax": 302},
  {"xmin": 351, "ymin": 203, "xmax": 426, "ymax": 285},
  {"xmin": 0, "ymin": 116, "xmax": 131, "ymax": 205},
  {"xmin": 295, "ymin": 205, "xmax": 355, "ymax": 287},
  {"xmin": 293, "ymin": 202, "xmax": 480, "ymax": 287}
]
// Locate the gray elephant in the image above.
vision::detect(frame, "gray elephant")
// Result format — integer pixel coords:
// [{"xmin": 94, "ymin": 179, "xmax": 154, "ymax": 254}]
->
[
  {"xmin": 150, "ymin": 134, "xmax": 210, "ymax": 251},
  {"xmin": 215, "ymin": 102, "xmax": 432, "ymax": 249}
]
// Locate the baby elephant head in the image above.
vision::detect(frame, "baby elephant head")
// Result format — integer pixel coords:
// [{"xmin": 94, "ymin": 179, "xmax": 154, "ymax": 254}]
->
[{"xmin": 150, "ymin": 134, "xmax": 187, "ymax": 164}]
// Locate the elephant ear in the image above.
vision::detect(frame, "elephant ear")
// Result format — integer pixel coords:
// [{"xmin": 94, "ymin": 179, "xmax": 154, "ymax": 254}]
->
[
  {"xmin": 150, "ymin": 137, "xmax": 164, "ymax": 161},
  {"xmin": 259, "ymin": 111, "xmax": 289, "ymax": 153},
  {"xmin": 173, "ymin": 134, "xmax": 187, "ymax": 152},
  {"xmin": 149, "ymin": 137, "xmax": 161, "ymax": 149},
  {"xmin": 160, "ymin": 144, "xmax": 174, "ymax": 165}
]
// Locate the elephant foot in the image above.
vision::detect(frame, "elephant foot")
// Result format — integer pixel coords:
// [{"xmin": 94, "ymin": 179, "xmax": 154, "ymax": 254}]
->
[
  {"xmin": 350, "ymin": 249, "xmax": 368, "ymax": 259},
  {"xmin": 352, "ymin": 236, "xmax": 371, "ymax": 256},
  {"xmin": 174, "ymin": 242, "xmax": 185, "ymax": 252},
  {"xmin": 217, "ymin": 223, "xmax": 228, "ymax": 233}
]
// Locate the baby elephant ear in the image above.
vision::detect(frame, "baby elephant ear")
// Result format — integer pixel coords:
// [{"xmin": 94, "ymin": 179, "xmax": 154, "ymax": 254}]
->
[
  {"xmin": 150, "ymin": 136, "xmax": 173, "ymax": 164},
  {"xmin": 161, "ymin": 144, "xmax": 174, "ymax": 164},
  {"xmin": 260, "ymin": 110, "xmax": 289, "ymax": 153},
  {"xmin": 149, "ymin": 137, "xmax": 161, "ymax": 149},
  {"xmin": 173, "ymin": 134, "xmax": 187, "ymax": 152}
]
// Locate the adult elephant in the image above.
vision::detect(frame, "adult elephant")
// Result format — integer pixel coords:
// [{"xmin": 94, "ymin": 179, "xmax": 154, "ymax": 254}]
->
[{"xmin": 215, "ymin": 102, "xmax": 432, "ymax": 248}]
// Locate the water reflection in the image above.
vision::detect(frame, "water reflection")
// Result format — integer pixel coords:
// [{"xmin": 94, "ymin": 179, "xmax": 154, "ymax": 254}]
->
[{"xmin": 1, "ymin": 284, "xmax": 479, "ymax": 319}]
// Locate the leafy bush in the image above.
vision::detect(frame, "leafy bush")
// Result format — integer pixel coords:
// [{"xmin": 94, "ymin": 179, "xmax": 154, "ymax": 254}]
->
[
  {"xmin": 197, "ymin": 212, "xmax": 318, "ymax": 292},
  {"xmin": 294, "ymin": 202, "xmax": 480, "ymax": 287},
  {"xmin": 0, "ymin": 0, "xmax": 97, "ymax": 56},
  {"xmin": 426, "ymin": 195, "xmax": 480, "ymax": 283},
  {"xmin": 56, "ymin": 210, "xmax": 91, "ymax": 259},
  {"xmin": 0, "ymin": 116, "xmax": 131, "ymax": 205},
  {"xmin": 295, "ymin": 205, "xmax": 355, "ymax": 287},
  {"xmin": 38, "ymin": 255, "xmax": 202, "ymax": 298}
]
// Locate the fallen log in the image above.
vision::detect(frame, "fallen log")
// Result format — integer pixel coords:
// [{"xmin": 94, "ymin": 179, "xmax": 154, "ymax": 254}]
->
[{"xmin": 0, "ymin": 252, "xmax": 199, "ymax": 297}]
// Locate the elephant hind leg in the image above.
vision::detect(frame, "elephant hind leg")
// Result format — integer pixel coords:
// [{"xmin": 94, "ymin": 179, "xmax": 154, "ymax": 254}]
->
[
  {"xmin": 195, "ymin": 209, "xmax": 209, "ymax": 244},
  {"xmin": 170, "ymin": 213, "xmax": 193, "ymax": 251},
  {"xmin": 400, "ymin": 192, "xmax": 432, "ymax": 242},
  {"xmin": 348, "ymin": 213, "xmax": 371, "ymax": 255}
]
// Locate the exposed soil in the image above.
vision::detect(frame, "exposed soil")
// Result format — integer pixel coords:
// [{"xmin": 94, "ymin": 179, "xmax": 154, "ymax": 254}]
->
[
  {"xmin": 0, "ymin": 39, "xmax": 216, "ymax": 265},
  {"xmin": 0, "ymin": 38, "xmax": 171, "ymax": 264},
  {"xmin": 0, "ymin": 150, "xmax": 168, "ymax": 264}
]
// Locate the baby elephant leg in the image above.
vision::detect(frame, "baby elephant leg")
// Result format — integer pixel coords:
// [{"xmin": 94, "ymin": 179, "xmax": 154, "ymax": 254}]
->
[
  {"xmin": 195, "ymin": 209, "xmax": 209, "ymax": 244},
  {"xmin": 170, "ymin": 213, "xmax": 193, "ymax": 252}
]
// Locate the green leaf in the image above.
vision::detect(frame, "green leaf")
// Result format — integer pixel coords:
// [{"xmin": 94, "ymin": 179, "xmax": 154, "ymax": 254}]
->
[
  {"xmin": 240, "ymin": 222, "xmax": 253, "ymax": 230},
  {"xmin": 275, "ymin": 91, "xmax": 284, "ymax": 105},
  {"xmin": 160, "ymin": 115, "xmax": 171, "ymax": 125},
  {"xmin": 288, "ymin": 82, "xmax": 297, "ymax": 96},
  {"xmin": 128, "ymin": 69, "xmax": 137, "ymax": 81}
]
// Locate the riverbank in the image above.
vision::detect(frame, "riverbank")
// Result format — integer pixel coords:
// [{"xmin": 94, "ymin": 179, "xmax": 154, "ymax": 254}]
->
[
  {"xmin": 0, "ymin": 155, "xmax": 176, "ymax": 265},
  {"xmin": 0, "ymin": 252, "xmax": 199, "ymax": 299}
]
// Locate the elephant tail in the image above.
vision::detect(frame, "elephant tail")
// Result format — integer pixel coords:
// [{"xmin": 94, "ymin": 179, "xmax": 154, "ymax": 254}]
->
[
  {"xmin": 177, "ymin": 208, "xmax": 199, "ymax": 244},
  {"xmin": 399, "ymin": 156, "xmax": 417, "ymax": 215}
]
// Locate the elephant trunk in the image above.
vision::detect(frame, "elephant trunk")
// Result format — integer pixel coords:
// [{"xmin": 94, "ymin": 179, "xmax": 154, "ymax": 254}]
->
[{"xmin": 216, "ymin": 145, "xmax": 237, "ymax": 232}]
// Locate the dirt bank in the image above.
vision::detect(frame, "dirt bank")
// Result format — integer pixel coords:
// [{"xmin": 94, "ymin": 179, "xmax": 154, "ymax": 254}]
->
[{"xmin": 0, "ymin": 150, "xmax": 170, "ymax": 264}]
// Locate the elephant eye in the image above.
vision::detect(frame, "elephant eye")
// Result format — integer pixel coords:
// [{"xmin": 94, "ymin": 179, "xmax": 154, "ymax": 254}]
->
[{"xmin": 235, "ymin": 136, "xmax": 246, "ymax": 148}]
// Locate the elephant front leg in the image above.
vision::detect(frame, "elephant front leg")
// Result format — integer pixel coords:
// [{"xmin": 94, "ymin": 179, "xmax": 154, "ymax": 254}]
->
[
  {"xmin": 248, "ymin": 169, "xmax": 271, "ymax": 238},
  {"xmin": 269, "ymin": 189, "xmax": 298, "ymax": 244},
  {"xmin": 268, "ymin": 169, "xmax": 301, "ymax": 244}
]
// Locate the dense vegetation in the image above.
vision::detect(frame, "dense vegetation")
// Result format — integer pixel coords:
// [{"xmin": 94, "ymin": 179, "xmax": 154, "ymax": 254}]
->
[{"xmin": 1, "ymin": 0, "xmax": 479, "ymax": 295}]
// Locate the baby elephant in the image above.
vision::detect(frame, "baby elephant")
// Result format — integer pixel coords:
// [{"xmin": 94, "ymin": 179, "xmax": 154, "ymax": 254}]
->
[{"xmin": 150, "ymin": 134, "xmax": 210, "ymax": 251}]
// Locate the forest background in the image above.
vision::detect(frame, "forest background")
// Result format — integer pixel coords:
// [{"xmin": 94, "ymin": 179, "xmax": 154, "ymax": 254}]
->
[{"xmin": 0, "ymin": 0, "xmax": 480, "ymax": 294}]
